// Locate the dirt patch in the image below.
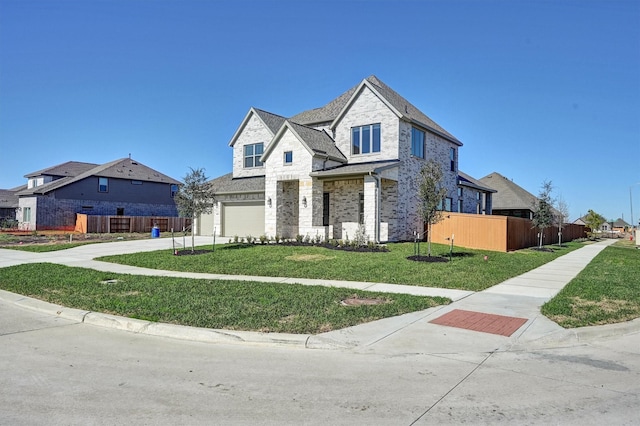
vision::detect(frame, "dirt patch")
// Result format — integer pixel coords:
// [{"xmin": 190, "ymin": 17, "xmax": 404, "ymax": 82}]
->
[
  {"xmin": 341, "ymin": 295, "xmax": 389, "ymax": 306},
  {"xmin": 285, "ymin": 254, "xmax": 336, "ymax": 262},
  {"xmin": 570, "ymin": 296, "xmax": 633, "ymax": 314},
  {"xmin": 173, "ymin": 249, "xmax": 211, "ymax": 256}
]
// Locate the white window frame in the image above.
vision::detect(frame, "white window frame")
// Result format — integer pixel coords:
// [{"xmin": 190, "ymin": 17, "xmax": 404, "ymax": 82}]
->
[
  {"xmin": 351, "ymin": 123, "xmax": 381, "ymax": 155},
  {"xmin": 244, "ymin": 143, "xmax": 264, "ymax": 168},
  {"xmin": 98, "ymin": 177, "xmax": 109, "ymax": 193}
]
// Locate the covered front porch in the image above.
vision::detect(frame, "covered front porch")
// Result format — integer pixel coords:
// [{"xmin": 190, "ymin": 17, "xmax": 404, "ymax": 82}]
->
[{"xmin": 268, "ymin": 161, "xmax": 400, "ymax": 243}]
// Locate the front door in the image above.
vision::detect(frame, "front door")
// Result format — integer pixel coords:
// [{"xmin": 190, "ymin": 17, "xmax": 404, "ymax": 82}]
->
[{"xmin": 323, "ymin": 193, "xmax": 330, "ymax": 226}]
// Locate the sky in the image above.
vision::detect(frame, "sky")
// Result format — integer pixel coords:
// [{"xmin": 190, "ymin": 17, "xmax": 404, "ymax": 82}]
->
[{"xmin": 0, "ymin": 0, "xmax": 638, "ymax": 223}]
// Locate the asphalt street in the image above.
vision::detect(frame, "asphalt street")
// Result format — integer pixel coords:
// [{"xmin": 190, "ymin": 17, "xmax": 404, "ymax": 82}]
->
[{"xmin": 1, "ymin": 238, "xmax": 639, "ymax": 424}]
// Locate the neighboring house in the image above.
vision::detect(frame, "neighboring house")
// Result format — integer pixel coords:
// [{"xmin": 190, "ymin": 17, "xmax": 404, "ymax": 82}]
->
[
  {"xmin": 479, "ymin": 172, "xmax": 542, "ymax": 219},
  {"xmin": 201, "ymin": 75, "xmax": 493, "ymax": 242},
  {"xmin": 0, "ymin": 185, "xmax": 23, "ymax": 222},
  {"xmin": 574, "ymin": 216, "xmax": 629, "ymax": 233},
  {"xmin": 611, "ymin": 218, "xmax": 630, "ymax": 233},
  {"xmin": 15, "ymin": 158, "xmax": 181, "ymax": 231}
]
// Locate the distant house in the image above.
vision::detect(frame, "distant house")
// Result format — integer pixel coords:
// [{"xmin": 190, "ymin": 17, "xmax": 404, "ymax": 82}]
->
[
  {"xmin": 0, "ymin": 186, "xmax": 23, "ymax": 223},
  {"xmin": 479, "ymin": 172, "xmax": 542, "ymax": 219},
  {"xmin": 200, "ymin": 75, "xmax": 494, "ymax": 242},
  {"xmin": 14, "ymin": 158, "xmax": 181, "ymax": 231},
  {"xmin": 611, "ymin": 218, "xmax": 630, "ymax": 233}
]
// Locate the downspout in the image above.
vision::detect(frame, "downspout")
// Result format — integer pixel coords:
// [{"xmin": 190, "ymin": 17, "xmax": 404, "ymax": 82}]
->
[{"xmin": 369, "ymin": 171, "xmax": 381, "ymax": 243}]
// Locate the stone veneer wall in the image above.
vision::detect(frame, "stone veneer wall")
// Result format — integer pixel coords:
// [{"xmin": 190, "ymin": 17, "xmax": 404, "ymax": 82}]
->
[
  {"xmin": 396, "ymin": 120, "xmax": 459, "ymax": 240},
  {"xmin": 459, "ymin": 187, "xmax": 484, "ymax": 214},
  {"xmin": 232, "ymin": 112, "xmax": 274, "ymax": 179},
  {"xmin": 332, "ymin": 86, "xmax": 400, "ymax": 165}
]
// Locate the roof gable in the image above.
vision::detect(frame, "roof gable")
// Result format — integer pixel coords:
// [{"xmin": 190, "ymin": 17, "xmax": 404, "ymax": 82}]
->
[
  {"xmin": 479, "ymin": 172, "xmax": 538, "ymax": 210},
  {"xmin": 261, "ymin": 121, "xmax": 347, "ymax": 163},
  {"xmin": 228, "ymin": 107, "xmax": 287, "ymax": 147}
]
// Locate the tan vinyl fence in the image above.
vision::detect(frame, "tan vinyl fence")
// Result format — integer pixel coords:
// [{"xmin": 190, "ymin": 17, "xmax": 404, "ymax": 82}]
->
[
  {"xmin": 429, "ymin": 212, "xmax": 586, "ymax": 252},
  {"xmin": 75, "ymin": 214, "xmax": 191, "ymax": 234}
]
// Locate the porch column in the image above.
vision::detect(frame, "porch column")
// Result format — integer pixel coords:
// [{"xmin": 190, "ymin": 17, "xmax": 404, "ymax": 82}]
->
[{"xmin": 364, "ymin": 175, "xmax": 378, "ymax": 242}]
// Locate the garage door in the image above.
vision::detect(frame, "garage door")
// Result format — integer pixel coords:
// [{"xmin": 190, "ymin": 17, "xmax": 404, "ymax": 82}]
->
[
  {"xmin": 198, "ymin": 211, "xmax": 215, "ymax": 236},
  {"xmin": 222, "ymin": 202, "xmax": 265, "ymax": 237}
]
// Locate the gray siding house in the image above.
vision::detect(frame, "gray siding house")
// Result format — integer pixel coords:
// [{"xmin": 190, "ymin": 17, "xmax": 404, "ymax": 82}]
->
[
  {"xmin": 201, "ymin": 76, "xmax": 493, "ymax": 242},
  {"xmin": 15, "ymin": 158, "xmax": 181, "ymax": 231}
]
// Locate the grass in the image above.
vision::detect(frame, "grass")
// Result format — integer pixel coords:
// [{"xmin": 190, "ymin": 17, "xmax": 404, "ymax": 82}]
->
[
  {"xmin": 542, "ymin": 240, "xmax": 640, "ymax": 327},
  {"xmin": 98, "ymin": 241, "xmax": 583, "ymax": 292},
  {"xmin": 0, "ymin": 263, "xmax": 447, "ymax": 334},
  {"xmin": 3, "ymin": 241, "xmax": 99, "ymax": 252}
]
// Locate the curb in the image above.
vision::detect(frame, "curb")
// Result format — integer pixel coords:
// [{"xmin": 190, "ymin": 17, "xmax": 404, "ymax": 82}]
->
[{"xmin": 0, "ymin": 289, "xmax": 349, "ymax": 350}]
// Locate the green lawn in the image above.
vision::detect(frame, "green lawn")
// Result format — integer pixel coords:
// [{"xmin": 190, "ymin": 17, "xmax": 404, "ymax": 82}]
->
[
  {"xmin": 542, "ymin": 241, "xmax": 640, "ymax": 327},
  {"xmin": 0, "ymin": 263, "xmax": 447, "ymax": 334},
  {"xmin": 2, "ymin": 241, "xmax": 99, "ymax": 252},
  {"xmin": 98, "ymin": 241, "xmax": 582, "ymax": 292}
]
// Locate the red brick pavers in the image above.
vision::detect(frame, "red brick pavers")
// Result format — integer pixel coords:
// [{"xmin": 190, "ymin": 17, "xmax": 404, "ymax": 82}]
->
[{"xmin": 429, "ymin": 309, "xmax": 528, "ymax": 337}]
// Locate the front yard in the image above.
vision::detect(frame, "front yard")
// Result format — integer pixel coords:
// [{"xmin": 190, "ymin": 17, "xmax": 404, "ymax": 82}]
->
[{"xmin": 98, "ymin": 241, "xmax": 582, "ymax": 292}]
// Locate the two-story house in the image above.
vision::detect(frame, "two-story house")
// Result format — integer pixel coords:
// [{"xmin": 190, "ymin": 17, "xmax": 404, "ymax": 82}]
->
[
  {"xmin": 201, "ymin": 76, "xmax": 493, "ymax": 242},
  {"xmin": 15, "ymin": 157, "xmax": 181, "ymax": 231}
]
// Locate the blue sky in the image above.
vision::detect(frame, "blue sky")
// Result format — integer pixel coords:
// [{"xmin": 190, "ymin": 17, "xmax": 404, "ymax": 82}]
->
[{"xmin": 1, "ymin": 0, "xmax": 638, "ymax": 223}]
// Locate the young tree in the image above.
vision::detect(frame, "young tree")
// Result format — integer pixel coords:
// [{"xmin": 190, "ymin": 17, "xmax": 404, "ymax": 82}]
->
[
  {"xmin": 554, "ymin": 196, "xmax": 570, "ymax": 247},
  {"xmin": 173, "ymin": 167, "xmax": 216, "ymax": 252},
  {"xmin": 531, "ymin": 180, "xmax": 555, "ymax": 248},
  {"xmin": 417, "ymin": 159, "xmax": 447, "ymax": 257},
  {"xmin": 584, "ymin": 209, "xmax": 606, "ymax": 239}
]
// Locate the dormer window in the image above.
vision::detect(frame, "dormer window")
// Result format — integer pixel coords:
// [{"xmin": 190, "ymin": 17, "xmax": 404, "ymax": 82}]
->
[
  {"xmin": 351, "ymin": 124, "xmax": 381, "ymax": 155},
  {"xmin": 244, "ymin": 143, "xmax": 264, "ymax": 168}
]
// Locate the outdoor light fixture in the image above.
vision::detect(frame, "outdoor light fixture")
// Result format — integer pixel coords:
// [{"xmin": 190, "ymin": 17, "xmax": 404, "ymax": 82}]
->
[
  {"xmin": 267, "ymin": 197, "xmax": 272, "ymax": 208},
  {"xmin": 302, "ymin": 196, "xmax": 307, "ymax": 208}
]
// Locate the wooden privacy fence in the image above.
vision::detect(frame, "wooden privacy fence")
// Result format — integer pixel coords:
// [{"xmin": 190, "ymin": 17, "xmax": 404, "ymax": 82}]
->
[
  {"xmin": 430, "ymin": 212, "xmax": 586, "ymax": 252},
  {"xmin": 75, "ymin": 214, "xmax": 191, "ymax": 234}
]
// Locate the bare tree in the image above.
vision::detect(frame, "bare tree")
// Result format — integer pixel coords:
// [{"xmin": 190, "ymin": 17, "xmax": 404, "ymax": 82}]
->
[
  {"xmin": 173, "ymin": 167, "xmax": 215, "ymax": 252},
  {"xmin": 554, "ymin": 196, "xmax": 570, "ymax": 247},
  {"xmin": 417, "ymin": 159, "xmax": 447, "ymax": 257}
]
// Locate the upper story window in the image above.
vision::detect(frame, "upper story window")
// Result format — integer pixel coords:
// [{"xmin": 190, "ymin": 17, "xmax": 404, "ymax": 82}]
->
[
  {"xmin": 352, "ymin": 123, "xmax": 381, "ymax": 155},
  {"xmin": 450, "ymin": 148, "xmax": 456, "ymax": 171},
  {"xmin": 457, "ymin": 187, "xmax": 463, "ymax": 197},
  {"xmin": 98, "ymin": 177, "xmax": 109, "ymax": 193},
  {"xmin": 171, "ymin": 184, "xmax": 178, "ymax": 198},
  {"xmin": 244, "ymin": 143, "xmax": 264, "ymax": 168},
  {"xmin": 411, "ymin": 127, "xmax": 425, "ymax": 158},
  {"xmin": 284, "ymin": 151, "xmax": 293, "ymax": 165}
]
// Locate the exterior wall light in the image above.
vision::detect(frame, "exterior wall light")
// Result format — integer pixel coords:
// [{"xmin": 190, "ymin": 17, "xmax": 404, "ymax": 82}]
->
[
  {"xmin": 302, "ymin": 196, "xmax": 307, "ymax": 208},
  {"xmin": 267, "ymin": 197, "xmax": 272, "ymax": 208}
]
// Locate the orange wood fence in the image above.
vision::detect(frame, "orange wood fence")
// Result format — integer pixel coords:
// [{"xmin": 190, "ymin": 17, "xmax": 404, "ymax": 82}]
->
[
  {"xmin": 75, "ymin": 214, "xmax": 191, "ymax": 234},
  {"xmin": 430, "ymin": 213, "xmax": 586, "ymax": 252}
]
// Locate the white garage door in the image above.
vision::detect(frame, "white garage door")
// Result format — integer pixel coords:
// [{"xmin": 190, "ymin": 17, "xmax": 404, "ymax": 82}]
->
[
  {"xmin": 222, "ymin": 202, "xmax": 265, "ymax": 237},
  {"xmin": 198, "ymin": 212, "xmax": 215, "ymax": 236}
]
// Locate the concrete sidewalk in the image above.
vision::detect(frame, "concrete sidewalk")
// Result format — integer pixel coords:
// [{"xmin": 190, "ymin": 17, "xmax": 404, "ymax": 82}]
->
[{"xmin": 0, "ymin": 237, "xmax": 632, "ymax": 350}]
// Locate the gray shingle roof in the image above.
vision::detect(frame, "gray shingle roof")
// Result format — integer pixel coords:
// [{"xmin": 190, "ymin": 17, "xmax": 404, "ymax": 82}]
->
[
  {"xmin": 458, "ymin": 171, "xmax": 496, "ymax": 193},
  {"xmin": 0, "ymin": 189, "xmax": 20, "ymax": 208},
  {"xmin": 24, "ymin": 161, "xmax": 99, "ymax": 179},
  {"xmin": 286, "ymin": 122, "xmax": 347, "ymax": 162},
  {"xmin": 310, "ymin": 160, "xmax": 400, "ymax": 178},
  {"xmin": 290, "ymin": 75, "xmax": 461, "ymax": 145},
  {"xmin": 253, "ymin": 108, "xmax": 287, "ymax": 134},
  {"xmin": 207, "ymin": 173, "xmax": 265, "ymax": 194},
  {"xmin": 479, "ymin": 172, "xmax": 538, "ymax": 210},
  {"xmin": 17, "ymin": 158, "xmax": 180, "ymax": 196}
]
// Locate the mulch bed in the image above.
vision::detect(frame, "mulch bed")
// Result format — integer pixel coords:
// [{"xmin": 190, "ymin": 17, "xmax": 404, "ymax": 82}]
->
[{"xmin": 406, "ymin": 255, "xmax": 449, "ymax": 263}]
